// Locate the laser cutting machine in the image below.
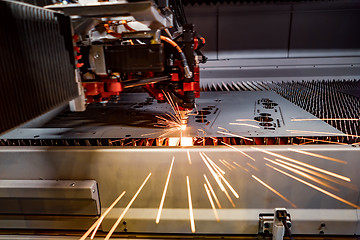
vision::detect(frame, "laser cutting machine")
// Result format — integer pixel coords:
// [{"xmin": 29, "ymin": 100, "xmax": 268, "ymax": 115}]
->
[{"xmin": 0, "ymin": 0, "xmax": 360, "ymax": 239}]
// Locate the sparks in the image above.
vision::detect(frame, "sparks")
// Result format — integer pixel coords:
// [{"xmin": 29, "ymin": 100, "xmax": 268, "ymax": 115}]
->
[
  {"xmin": 288, "ymin": 149, "xmax": 347, "ymax": 164},
  {"xmin": 233, "ymin": 162, "xmax": 249, "ymax": 172},
  {"xmin": 204, "ymin": 184, "xmax": 220, "ymax": 222},
  {"xmin": 252, "ymin": 175, "xmax": 297, "ymax": 208},
  {"xmin": 229, "ymin": 122, "xmax": 260, "ymax": 128},
  {"xmin": 186, "ymin": 176, "xmax": 196, "ymax": 233},
  {"xmin": 287, "ymin": 129, "xmax": 360, "ymax": 139},
  {"xmin": 156, "ymin": 157, "xmax": 175, "ymax": 224},
  {"xmin": 222, "ymin": 142, "xmax": 256, "ymax": 161},
  {"xmin": 217, "ymin": 126, "xmax": 229, "ymax": 132},
  {"xmin": 79, "ymin": 191, "xmax": 126, "ymax": 240},
  {"xmin": 246, "ymin": 163, "xmax": 259, "ymax": 172},
  {"xmin": 296, "ymin": 137, "xmax": 348, "ymax": 145},
  {"xmin": 187, "ymin": 150, "xmax": 192, "ymax": 165},
  {"xmin": 264, "ymin": 158, "xmax": 339, "ymax": 192},
  {"xmin": 217, "ymin": 131, "xmax": 253, "ymax": 141},
  {"xmin": 252, "ymin": 147, "xmax": 350, "ymax": 182},
  {"xmin": 104, "ymin": 173, "xmax": 152, "ymax": 240},
  {"xmin": 266, "ymin": 164, "xmax": 360, "ymax": 209},
  {"xmin": 204, "ymin": 175, "xmax": 222, "ymax": 209},
  {"xmin": 291, "ymin": 118, "xmax": 359, "ymax": 121},
  {"xmin": 235, "ymin": 119, "xmax": 258, "ymax": 122},
  {"xmin": 202, "ymin": 153, "xmax": 240, "ymax": 199}
]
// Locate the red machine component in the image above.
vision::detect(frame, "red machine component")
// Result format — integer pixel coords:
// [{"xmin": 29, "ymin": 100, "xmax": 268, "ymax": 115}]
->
[
  {"xmin": 143, "ymin": 84, "xmax": 165, "ymax": 101},
  {"xmin": 83, "ymin": 79, "xmax": 123, "ymax": 103}
]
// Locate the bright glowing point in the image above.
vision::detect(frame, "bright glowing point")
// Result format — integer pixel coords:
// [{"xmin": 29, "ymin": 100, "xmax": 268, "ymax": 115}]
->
[
  {"xmin": 180, "ymin": 124, "xmax": 187, "ymax": 131},
  {"xmin": 181, "ymin": 137, "xmax": 193, "ymax": 146},
  {"xmin": 168, "ymin": 138, "xmax": 180, "ymax": 146}
]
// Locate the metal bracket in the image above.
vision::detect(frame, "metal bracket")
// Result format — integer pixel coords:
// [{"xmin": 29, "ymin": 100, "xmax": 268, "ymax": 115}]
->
[{"xmin": 259, "ymin": 208, "xmax": 292, "ymax": 240}]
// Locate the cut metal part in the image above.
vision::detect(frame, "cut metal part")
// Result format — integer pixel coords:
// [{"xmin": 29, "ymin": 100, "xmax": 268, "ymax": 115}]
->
[{"xmin": 0, "ymin": 92, "xmax": 343, "ymax": 141}]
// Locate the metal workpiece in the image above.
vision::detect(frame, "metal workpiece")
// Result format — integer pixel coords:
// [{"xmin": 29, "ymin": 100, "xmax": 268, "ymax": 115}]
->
[
  {"xmin": 0, "ymin": 145, "xmax": 359, "ymax": 234},
  {"xmin": 0, "ymin": 91, "xmax": 344, "ymax": 140},
  {"xmin": 0, "ymin": 180, "xmax": 100, "ymax": 216}
]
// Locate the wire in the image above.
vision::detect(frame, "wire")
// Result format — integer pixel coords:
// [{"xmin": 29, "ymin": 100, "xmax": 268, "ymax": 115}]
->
[
  {"xmin": 281, "ymin": 218, "xmax": 295, "ymax": 240},
  {"xmin": 160, "ymin": 36, "xmax": 192, "ymax": 78},
  {"xmin": 104, "ymin": 21, "xmax": 122, "ymax": 38},
  {"xmin": 121, "ymin": 20, "xmax": 136, "ymax": 32}
]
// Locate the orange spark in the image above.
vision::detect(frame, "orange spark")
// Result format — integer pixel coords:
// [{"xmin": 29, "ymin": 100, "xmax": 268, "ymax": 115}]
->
[
  {"xmin": 219, "ymin": 160, "xmax": 233, "ymax": 170},
  {"xmin": 296, "ymin": 137, "xmax": 348, "ymax": 145},
  {"xmin": 222, "ymin": 142, "xmax": 256, "ymax": 161},
  {"xmin": 186, "ymin": 176, "xmax": 196, "ymax": 233},
  {"xmin": 229, "ymin": 122, "xmax": 260, "ymax": 128},
  {"xmin": 187, "ymin": 150, "xmax": 192, "ymax": 165},
  {"xmin": 246, "ymin": 163, "xmax": 259, "ymax": 172},
  {"xmin": 204, "ymin": 184, "xmax": 220, "ymax": 222},
  {"xmin": 288, "ymin": 148, "xmax": 347, "ymax": 164},
  {"xmin": 223, "ymin": 187, "xmax": 236, "ymax": 207},
  {"xmin": 291, "ymin": 118, "xmax": 359, "ymax": 121},
  {"xmin": 266, "ymin": 164, "xmax": 360, "ymax": 209},
  {"xmin": 202, "ymin": 153, "xmax": 240, "ymax": 199},
  {"xmin": 204, "ymin": 175, "xmax": 222, "ymax": 209},
  {"xmin": 252, "ymin": 175, "xmax": 297, "ymax": 208},
  {"xmin": 233, "ymin": 162, "xmax": 249, "ymax": 172},
  {"xmin": 287, "ymin": 129, "xmax": 360, "ymax": 138},
  {"xmin": 217, "ymin": 126, "xmax": 229, "ymax": 132},
  {"xmin": 104, "ymin": 173, "xmax": 152, "ymax": 240},
  {"xmin": 217, "ymin": 131, "xmax": 253, "ymax": 141},
  {"xmin": 236, "ymin": 119, "xmax": 257, "ymax": 122},
  {"xmin": 272, "ymin": 158, "xmax": 358, "ymax": 191},
  {"xmin": 79, "ymin": 191, "xmax": 126, "ymax": 240},
  {"xmin": 200, "ymin": 153, "xmax": 226, "ymax": 192},
  {"xmin": 222, "ymin": 159, "xmax": 236, "ymax": 170},
  {"xmin": 156, "ymin": 158, "xmax": 174, "ymax": 224},
  {"xmin": 252, "ymin": 147, "xmax": 350, "ymax": 182},
  {"xmin": 202, "ymin": 153, "xmax": 225, "ymax": 175},
  {"xmin": 264, "ymin": 158, "xmax": 339, "ymax": 192}
]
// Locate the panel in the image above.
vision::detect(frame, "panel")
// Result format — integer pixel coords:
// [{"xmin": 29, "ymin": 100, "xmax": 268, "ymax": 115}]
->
[
  {"xmin": 0, "ymin": 1, "xmax": 78, "ymax": 134},
  {"xmin": 218, "ymin": 4, "xmax": 291, "ymax": 59},
  {"xmin": 289, "ymin": 3, "xmax": 360, "ymax": 57}
]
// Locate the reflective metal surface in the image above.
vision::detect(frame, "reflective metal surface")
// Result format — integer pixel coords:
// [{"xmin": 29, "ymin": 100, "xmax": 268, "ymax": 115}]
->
[{"xmin": 0, "ymin": 145, "xmax": 358, "ymax": 234}]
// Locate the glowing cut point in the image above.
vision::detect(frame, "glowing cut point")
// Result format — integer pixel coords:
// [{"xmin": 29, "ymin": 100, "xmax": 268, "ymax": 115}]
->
[
  {"xmin": 168, "ymin": 138, "xmax": 180, "ymax": 146},
  {"xmin": 180, "ymin": 124, "xmax": 187, "ymax": 131},
  {"xmin": 181, "ymin": 137, "xmax": 193, "ymax": 146}
]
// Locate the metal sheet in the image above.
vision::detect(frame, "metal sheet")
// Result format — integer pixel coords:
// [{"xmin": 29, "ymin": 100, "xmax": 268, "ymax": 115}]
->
[
  {"xmin": 0, "ymin": 92, "xmax": 342, "ymax": 139},
  {"xmin": 0, "ymin": 145, "xmax": 358, "ymax": 234}
]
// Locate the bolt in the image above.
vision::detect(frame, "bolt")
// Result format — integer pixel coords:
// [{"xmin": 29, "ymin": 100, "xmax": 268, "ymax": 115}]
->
[
  {"xmin": 94, "ymin": 53, "xmax": 100, "ymax": 59},
  {"xmin": 70, "ymin": 183, "xmax": 75, "ymax": 187},
  {"xmin": 123, "ymin": 221, "xmax": 127, "ymax": 225},
  {"xmin": 264, "ymin": 222, "xmax": 270, "ymax": 228},
  {"xmin": 124, "ymin": 228, "xmax": 127, "ymax": 232}
]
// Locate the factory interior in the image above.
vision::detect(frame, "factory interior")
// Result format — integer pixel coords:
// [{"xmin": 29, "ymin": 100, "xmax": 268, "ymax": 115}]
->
[{"xmin": 0, "ymin": 0, "xmax": 360, "ymax": 239}]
